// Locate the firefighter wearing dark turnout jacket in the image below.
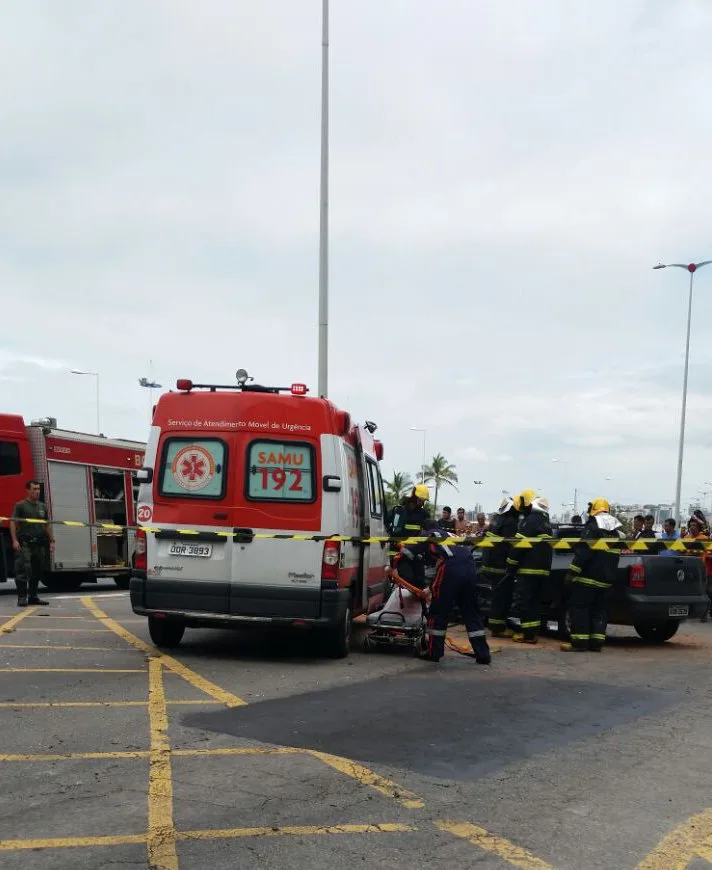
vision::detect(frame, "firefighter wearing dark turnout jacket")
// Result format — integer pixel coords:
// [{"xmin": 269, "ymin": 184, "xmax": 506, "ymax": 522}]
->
[
  {"xmin": 401, "ymin": 524, "xmax": 490, "ymax": 664},
  {"xmin": 388, "ymin": 485, "xmax": 430, "ymax": 556},
  {"xmin": 483, "ymin": 497, "xmax": 520, "ymax": 638},
  {"xmin": 563, "ymin": 498, "xmax": 623, "ymax": 652},
  {"xmin": 506, "ymin": 490, "xmax": 553, "ymax": 644}
]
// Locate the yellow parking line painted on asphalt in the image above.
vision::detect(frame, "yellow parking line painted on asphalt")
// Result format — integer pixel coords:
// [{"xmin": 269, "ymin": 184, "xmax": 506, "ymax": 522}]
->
[
  {"xmin": 147, "ymin": 659, "xmax": 178, "ymax": 870},
  {"xmin": 15, "ymin": 625, "xmax": 111, "ymax": 634},
  {"xmin": 0, "ymin": 667, "xmax": 146, "ymax": 673},
  {"xmin": 0, "ymin": 750, "xmax": 149, "ymax": 762},
  {"xmin": 0, "ymin": 607, "xmax": 38, "ymax": 635},
  {"xmin": 173, "ymin": 746, "xmax": 303, "ymax": 758},
  {"xmin": 309, "ymin": 750, "xmax": 424, "ymax": 809},
  {"xmin": 178, "ymin": 823, "xmax": 417, "ymax": 841},
  {"xmin": 0, "ymin": 643, "xmax": 141, "ymax": 651},
  {"xmin": 81, "ymin": 596, "xmax": 246, "ymax": 707},
  {"xmin": 24, "ymin": 615, "xmax": 94, "ymax": 619},
  {"xmin": 435, "ymin": 821, "xmax": 554, "ymax": 869},
  {"xmin": 0, "ymin": 834, "xmax": 147, "ymax": 851},
  {"xmin": 636, "ymin": 808, "xmax": 712, "ymax": 869},
  {"xmin": 0, "ymin": 700, "xmax": 214, "ymax": 709},
  {"xmin": 0, "ymin": 744, "xmax": 323, "ymax": 763},
  {"xmin": 0, "ymin": 824, "xmax": 416, "ymax": 852}
]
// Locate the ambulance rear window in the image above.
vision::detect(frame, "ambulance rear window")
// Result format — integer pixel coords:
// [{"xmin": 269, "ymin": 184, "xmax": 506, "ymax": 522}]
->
[
  {"xmin": 246, "ymin": 440, "xmax": 315, "ymax": 503},
  {"xmin": 159, "ymin": 438, "xmax": 227, "ymax": 499}
]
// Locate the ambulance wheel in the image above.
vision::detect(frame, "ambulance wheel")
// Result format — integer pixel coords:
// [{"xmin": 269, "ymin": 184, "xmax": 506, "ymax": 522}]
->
[
  {"xmin": 148, "ymin": 617, "xmax": 185, "ymax": 649},
  {"xmin": 323, "ymin": 607, "xmax": 351, "ymax": 659}
]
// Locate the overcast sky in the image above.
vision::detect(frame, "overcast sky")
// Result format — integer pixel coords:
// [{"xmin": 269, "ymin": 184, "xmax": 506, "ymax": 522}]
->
[{"xmin": 2, "ymin": 0, "xmax": 712, "ymax": 518}]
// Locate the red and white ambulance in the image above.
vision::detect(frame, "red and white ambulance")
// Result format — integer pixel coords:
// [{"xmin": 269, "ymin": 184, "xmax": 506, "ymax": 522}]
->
[
  {"xmin": 0, "ymin": 414, "xmax": 145, "ymax": 591},
  {"xmin": 130, "ymin": 375, "xmax": 390, "ymax": 657}
]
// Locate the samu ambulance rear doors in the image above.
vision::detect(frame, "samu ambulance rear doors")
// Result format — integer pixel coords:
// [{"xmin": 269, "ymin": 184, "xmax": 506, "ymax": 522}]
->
[{"xmin": 147, "ymin": 428, "xmax": 324, "ymax": 620}]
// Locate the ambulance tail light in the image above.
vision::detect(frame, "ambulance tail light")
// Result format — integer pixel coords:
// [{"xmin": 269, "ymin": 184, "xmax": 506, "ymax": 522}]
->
[
  {"xmin": 629, "ymin": 562, "xmax": 646, "ymax": 589},
  {"xmin": 291, "ymin": 383, "xmax": 308, "ymax": 396},
  {"xmin": 374, "ymin": 440, "xmax": 384, "ymax": 461},
  {"xmin": 321, "ymin": 540, "xmax": 341, "ymax": 581},
  {"xmin": 176, "ymin": 379, "xmax": 193, "ymax": 392},
  {"xmin": 134, "ymin": 530, "xmax": 147, "ymax": 571}
]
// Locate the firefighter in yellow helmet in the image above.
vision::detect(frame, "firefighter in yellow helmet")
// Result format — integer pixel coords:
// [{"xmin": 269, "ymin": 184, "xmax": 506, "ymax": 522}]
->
[
  {"xmin": 562, "ymin": 497, "xmax": 623, "ymax": 652},
  {"xmin": 388, "ymin": 484, "xmax": 430, "ymax": 551},
  {"xmin": 504, "ymin": 489, "xmax": 553, "ymax": 644},
  {"xmin": 483, "ymin": 496, "xmax": 520, "ymax": 637}
]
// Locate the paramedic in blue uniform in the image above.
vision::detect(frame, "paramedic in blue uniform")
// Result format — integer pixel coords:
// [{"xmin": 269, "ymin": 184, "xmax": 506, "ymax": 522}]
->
[{"xmin": 398, "ymin": 522, "xmax": 490, "ymax": 664}]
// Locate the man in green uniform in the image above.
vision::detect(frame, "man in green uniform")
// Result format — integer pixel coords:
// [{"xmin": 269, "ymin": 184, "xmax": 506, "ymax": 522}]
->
[{"xmin": 10, "ymin": 480, "xmax": 54, "ymax": 607}]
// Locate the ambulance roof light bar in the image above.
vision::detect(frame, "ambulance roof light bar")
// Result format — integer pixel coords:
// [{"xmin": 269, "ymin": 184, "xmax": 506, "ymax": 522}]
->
[{"xmin": 175, "ymin": 378, "xmax": 310, "ymax": 396}]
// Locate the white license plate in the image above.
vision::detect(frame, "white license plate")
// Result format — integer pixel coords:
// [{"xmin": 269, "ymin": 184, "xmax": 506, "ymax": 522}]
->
[
  {"xmin": 669, "ymin": 605, "xmax": 689, "ymax": 617},
  {"xmin": 168, "ymin": 542, "xmax": 213, "ymax": 558}
]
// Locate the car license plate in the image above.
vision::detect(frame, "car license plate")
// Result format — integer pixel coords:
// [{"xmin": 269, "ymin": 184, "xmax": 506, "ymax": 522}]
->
[
  {"xmin": 168, "ymin": 543, "xmax": 213, "ymax": 558},
  {"xmin": 669, "ymin": 605, "xmax": 689, "ymax": 617}
]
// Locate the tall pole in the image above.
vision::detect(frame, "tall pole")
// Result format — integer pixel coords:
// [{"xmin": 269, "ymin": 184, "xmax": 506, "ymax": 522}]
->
[
  {"xmin": 317, "ymin": 0, "xmax": 329, "ymax": 398},
  {"xmin": 674, "ymin": 269, "xmax": 695, "ymax": 524},
  {"xmin": 654, "ymin": 260, "xmax": 711, "ymax": 524},
  {"xmin": 95, "ymin": 373, "xmax": 101, "ymax": 435},
  {"xmin": 421, "ymin": 432, "xmax": 426, "ymax": 484}
]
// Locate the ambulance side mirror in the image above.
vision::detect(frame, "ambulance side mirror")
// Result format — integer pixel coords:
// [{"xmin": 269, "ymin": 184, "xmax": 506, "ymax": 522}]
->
[
  {"xmin": 323, "ymin": 476, "xmax": 342, "ymax": 493},
  {"xmin": 137, "ymin": 467, "xmax": 153, "ymax": 484}
]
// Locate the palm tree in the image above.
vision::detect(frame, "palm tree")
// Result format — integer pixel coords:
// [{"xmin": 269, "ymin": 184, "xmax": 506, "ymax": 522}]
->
[
  {"xmin": 423, "ymin": 454, "xmax": 458, "ymax": 515},
  {"xmin": 384, "ymin": 471, "xmax": 414, "ymax": 511}
]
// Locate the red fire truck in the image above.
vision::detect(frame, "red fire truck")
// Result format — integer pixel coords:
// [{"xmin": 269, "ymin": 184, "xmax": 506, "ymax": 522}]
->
[{"xmin": 0, "ymin": 414, "xmax": 145, "ymax": 591}]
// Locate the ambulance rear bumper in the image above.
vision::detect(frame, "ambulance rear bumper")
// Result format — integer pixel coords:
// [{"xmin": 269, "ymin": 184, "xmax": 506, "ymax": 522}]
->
[{"xmin": 130, "ymin": 572, "xmax": 350, "ymax": 628}]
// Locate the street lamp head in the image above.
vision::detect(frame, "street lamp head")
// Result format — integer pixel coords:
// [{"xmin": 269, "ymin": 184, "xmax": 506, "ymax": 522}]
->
[{"xmin": 653, "ymin": 264, "xmax": 666, "ymax": 270}]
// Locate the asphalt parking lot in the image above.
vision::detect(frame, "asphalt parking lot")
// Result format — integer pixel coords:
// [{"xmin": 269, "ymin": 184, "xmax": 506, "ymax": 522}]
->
[{"xmin": 2, "ymin": 580, "xmax": 712, "ymax": 870}]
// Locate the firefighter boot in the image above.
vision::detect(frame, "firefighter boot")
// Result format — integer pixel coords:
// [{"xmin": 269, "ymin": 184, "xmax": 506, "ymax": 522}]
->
[
  {"xmin": 472, "ymin": 639, "xmax": 491, "ymax": 665},
  {"xmin": 560, "ymin": 642, "xmax": 586, "ymax": 652},
  {"xmin": 512, "ymin": 633, "xmax": 538, "ymax": 645}
]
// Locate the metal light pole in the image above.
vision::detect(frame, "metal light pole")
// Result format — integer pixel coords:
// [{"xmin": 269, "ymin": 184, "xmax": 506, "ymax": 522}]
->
[
  {"xmin": 654, "ymin": 260, "xmax": 712, "ymax": 523},
  {"xmin": 317, "ymin": 0, "xmax": 329, "ymax": 398},
  {"xmin": 410, "ymin": 427, "xmax": 427, "ymax": 483},
  {"xmin": 71, "ymin": 369, "xmax": 100, "ymax": 434}
]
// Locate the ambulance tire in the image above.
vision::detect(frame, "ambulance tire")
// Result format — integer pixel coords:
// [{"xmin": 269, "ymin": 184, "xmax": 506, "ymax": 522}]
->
[
  {"xmin": 148, "ymin": 617, "xmax": 185, "ymax": 649},
  {"xmin": 323, "ymin": 606, "xmax": 351, "ymax": 659}
]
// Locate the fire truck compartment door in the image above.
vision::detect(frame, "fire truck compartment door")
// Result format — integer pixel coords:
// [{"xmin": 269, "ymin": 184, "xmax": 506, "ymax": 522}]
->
[{"xmin": 48, "ymin": 461, "xmax": 92, "ymax": 570}]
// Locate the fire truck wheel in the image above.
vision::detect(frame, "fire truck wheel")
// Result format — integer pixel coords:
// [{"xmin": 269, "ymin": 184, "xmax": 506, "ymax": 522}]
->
[
  {"xmin": 41, "ymin": 573, "xmax": 84, "ymax": 592},
  {"xmin": 323, "ymin": 606, "xmax": 351, "ymax": 659},
  {"xmin": 148, "ymin": 617, "xmax": 185, "ymax": 649}
]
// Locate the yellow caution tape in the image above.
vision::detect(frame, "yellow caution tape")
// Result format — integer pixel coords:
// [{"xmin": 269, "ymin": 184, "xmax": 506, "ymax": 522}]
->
[{"xmin": 1, "ymin": 516, "xmax": 710, "ymax": 551}]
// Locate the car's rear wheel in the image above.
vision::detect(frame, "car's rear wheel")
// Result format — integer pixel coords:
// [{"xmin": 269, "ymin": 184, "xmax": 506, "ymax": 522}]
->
[
  {"xmin": 557, "ymin": 609, "xmax": 572, "ymax": 641},
  {"xmin": 634, "ymin": 619, "xmax": 680, "ymax": 643},
  {"xmin": 323, "ymin": 606, "xmax": 351, "ymax": 659},
  {"xmin": 148, "ymin": 617, "xmax": 185, "ymax": 649}
]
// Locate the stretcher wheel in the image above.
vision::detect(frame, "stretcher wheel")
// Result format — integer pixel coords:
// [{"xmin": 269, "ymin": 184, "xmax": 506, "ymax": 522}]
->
[{"xmin": 363, "ymin": 635, "xmax": 378, "ymax": 653}]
